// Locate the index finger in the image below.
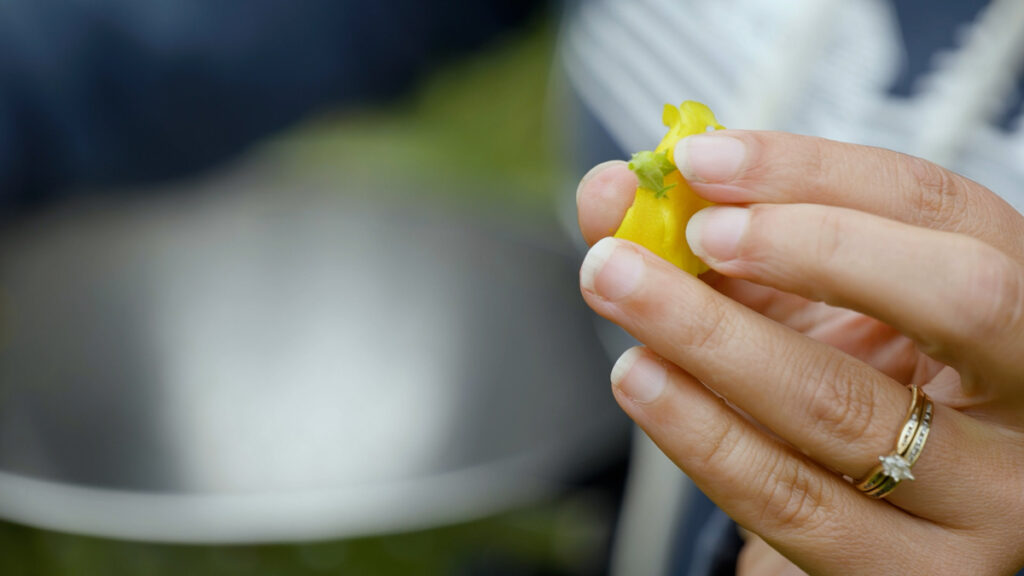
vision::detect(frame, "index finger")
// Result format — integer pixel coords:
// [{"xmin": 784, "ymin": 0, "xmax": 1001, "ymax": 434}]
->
[{"xmin": 673, "ymin": 131, "xmax": 1024, "ymax": 259}]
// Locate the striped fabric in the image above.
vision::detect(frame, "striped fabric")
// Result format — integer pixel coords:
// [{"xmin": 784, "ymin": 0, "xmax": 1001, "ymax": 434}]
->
[{"xmin": 561, "ymin": 0, "xmax": 1024, "ymax": 213}]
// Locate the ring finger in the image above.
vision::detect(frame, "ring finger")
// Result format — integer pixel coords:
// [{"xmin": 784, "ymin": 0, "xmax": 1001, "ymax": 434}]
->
[{"xmin": 611, "ymin": 345, "xmax": 927, "ymax": 575}]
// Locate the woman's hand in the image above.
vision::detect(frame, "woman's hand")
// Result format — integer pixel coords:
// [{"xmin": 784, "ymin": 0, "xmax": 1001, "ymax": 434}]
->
[{"xmin": 576, "ymin": 131, "xmax": 1024, "ymax": 575}]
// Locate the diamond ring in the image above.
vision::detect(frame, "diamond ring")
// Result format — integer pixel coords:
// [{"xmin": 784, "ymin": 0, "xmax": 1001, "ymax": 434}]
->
[{"xmin": 854, "ymin": 385, "xmax": 933, "ymax": 499}]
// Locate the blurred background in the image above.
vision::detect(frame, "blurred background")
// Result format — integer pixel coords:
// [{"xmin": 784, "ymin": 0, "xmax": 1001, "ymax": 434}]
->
[
  {"xmin": 7, "ymin": 1, "xmax": 1024, "ymax": 575},
  {"xmin": 0, "ymin": 3, "xmax": 638, "ymax": 575}
]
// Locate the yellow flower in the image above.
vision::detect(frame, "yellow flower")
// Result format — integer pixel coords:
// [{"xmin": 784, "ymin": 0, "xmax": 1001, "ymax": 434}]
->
[{"xmin": 614, "ymin": 101, "xmax": 724, "ymax": 274}]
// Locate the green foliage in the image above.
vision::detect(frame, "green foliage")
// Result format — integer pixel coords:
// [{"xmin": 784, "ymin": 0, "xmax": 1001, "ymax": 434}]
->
[
  {"xmin": 0, "ymin": 495, "xmax": 606, "ymax": 576},
  {"xmin": 277, "ymin": 17, "xmax": 565, "ymax": 211}
]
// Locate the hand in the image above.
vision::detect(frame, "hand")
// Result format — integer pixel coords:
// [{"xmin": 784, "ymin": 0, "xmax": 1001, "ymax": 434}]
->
[{"xmin": 576, "ymin": 131, "xmax": 1024, "ymax": 575}]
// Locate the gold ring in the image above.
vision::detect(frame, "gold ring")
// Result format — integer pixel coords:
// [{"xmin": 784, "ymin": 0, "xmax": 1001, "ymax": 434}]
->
[{"xmin": 854, "ymin": 386, "xmax": 933, "ymax": 499}]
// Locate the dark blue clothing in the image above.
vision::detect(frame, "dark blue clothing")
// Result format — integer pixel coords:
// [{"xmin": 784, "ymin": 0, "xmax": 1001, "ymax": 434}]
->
[
  {"xmin": 888, "ymin": 0, "xmax": 1024, "ymax": 128},
  {"xmin": 888, "ymin": 0, "xmax": 991, "ymax": 96},
  {"xmin": 0, "ymin": 0, "xmax": 541, "ymax": 211},
  {"xmin": 668, "ymin": 490, "xmax": 744, "ymax": 576}
]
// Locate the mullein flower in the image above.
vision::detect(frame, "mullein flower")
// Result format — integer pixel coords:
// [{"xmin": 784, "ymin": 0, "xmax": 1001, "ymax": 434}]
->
[{"xmin": 614, "ymin": 101, "xmax": 724, "ymax": 274}]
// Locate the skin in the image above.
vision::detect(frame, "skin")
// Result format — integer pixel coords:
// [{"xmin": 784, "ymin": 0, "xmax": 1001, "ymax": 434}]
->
[{"xmin": 576, "ymin": 131, "xmax": 1024, "ymax": 575}]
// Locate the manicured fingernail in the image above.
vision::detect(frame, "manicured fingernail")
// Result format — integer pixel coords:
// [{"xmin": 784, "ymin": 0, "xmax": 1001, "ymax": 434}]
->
[
  {"xmin": 580, "ymin": 237, "xmax": 643, "ymax": 301},
  {"xmin": 674, "ymin": 134, "xmax": 747, "ymax": 183},
  {"xmin": 610, "ymin": 347, "xmax": 667, "ymax": 403},
  {"xmin": 686, "ymin": 206, "xmax": 750, "ymax": 264},
  {"xmin": 576, "ymin": 160, "xmax": 624, "ymax": 205}
]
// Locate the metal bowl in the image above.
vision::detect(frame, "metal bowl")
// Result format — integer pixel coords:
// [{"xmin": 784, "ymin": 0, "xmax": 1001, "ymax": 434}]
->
[{"xmin": 0, "ymin": 166, "xmax": 629, "ymax": 543}]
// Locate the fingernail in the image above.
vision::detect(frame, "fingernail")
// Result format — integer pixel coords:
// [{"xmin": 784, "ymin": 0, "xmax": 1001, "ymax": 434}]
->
[
  {"xmin": 674, "ymin": 134, "xmax": 747, "ymax": 183},
  {"xmin": 686, "ymin": 206, "xmax": 750, "ymax": 264},
  {"xmin": 610, "ymin": 347, "xmax": 667, "ymax": 403},
  {"xmin": 580, "ymin": 237, "xmax": 644, "ymax": 301},
  {"xmin": 576, "ymin": 160, "xmax": 623, "ymax": 205}
]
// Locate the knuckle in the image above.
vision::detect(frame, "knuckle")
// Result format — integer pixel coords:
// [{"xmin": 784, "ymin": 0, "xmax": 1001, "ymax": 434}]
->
[
  {"xmin": 681, "ymin": 295, "xmax": 733, "ymax": 351},
  {"xmin": 951, "ymin": 243, "xmax": 1024, "ymax": 342},
  {"xmin": 804, "ymin": 358, "xmax": 880, "ymax": 446},
  {"xmin": 804, "ymin": 137, "xmax": 834, "ymax": 184},
  {"xmin": 754, "ymin": 454, "xmax": 828, "ymax": 529},
  {"xmin": 693, "ymin": 410, "xmax": 746, "ymax": 473},
  {"xmin": 898, "ymin": 154, "xmax": 969, "ymax": 230},
  {"xmin": 773, "ymin": 135, "xmax": 832, "ymax": 187},
  {"xmin": 810, "ymin": 207, "xmax": 847, "ymax": 267}
]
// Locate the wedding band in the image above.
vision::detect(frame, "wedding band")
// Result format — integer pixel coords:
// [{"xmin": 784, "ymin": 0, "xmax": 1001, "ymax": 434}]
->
[
  {"xmin": 855, "ymin": 386, "xmax": 922, "ymax": 494},
  {"xmin": 894, "ymin": 385, "xmax": 923, "ymax": 454},
  {"xmin": 854, "ymin": 386, "xmax": 933, "ymax": 499}
]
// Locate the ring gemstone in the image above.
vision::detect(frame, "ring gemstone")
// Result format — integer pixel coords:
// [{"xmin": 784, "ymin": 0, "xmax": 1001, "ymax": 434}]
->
[{"xmin": 880, "ymin": 454, "xmax": 915, "ymax": 481}]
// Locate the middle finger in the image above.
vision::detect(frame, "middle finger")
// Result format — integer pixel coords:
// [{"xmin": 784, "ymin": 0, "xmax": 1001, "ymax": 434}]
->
[{"xmin": 686, "ymin": 203, "xmax": 1024, "ymax": 390}]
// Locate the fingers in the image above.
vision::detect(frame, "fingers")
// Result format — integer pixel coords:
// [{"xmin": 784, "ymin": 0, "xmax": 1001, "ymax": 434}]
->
[
  {"xmin": 707, "ymin": 277, "xmax": 927, "ymax": 386},
  {"xmin": 581, "ymin": 237, "xmax": 905, "ymax": 476},
  {"xmin": 686, "ymin": 203, "xmax": 1024, "ymax": 392},
  {"xmin": 574, "ymin": 162, "xmax": 947, "ymax": 385},
  {"xmin": 609, "ymin": 346, "xmax": 936, "ymax": 576},
  {"xmin": 575, "ymin": 154, "xmax": 1024, "ymax": 400},
  {"xmin": 580, "ymin": 238, "xmax": 1006, "ymax": 523},
  {"xmin": 673, "ymin": 131, "xmax": 1024, "ymax": 260},
  {"xmin": 575, "ymin": 165, "xmax": 923, "ymax": 380},
  {"xmin": 575, "ymin": 133, "xmax": 1024, "ymax": 262}
]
